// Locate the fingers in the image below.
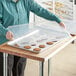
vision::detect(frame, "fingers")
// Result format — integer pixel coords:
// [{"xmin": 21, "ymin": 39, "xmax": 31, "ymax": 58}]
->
[
  {"xmin": 6, "ymin": 31, "xmax": 14, "ymax": 41},
  {"xmin": 59, "ymin": 22, "xmax": 66, "ymax": 29}
]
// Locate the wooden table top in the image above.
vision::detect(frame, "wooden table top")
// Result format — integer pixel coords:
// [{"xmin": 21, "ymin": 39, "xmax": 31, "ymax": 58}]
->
[{"xmin": 0, "ymin": 37, "xmax": 76, "ymax": 62}]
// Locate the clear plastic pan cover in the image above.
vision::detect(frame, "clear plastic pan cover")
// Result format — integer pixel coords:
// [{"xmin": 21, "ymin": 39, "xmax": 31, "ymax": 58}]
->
[{"xmin": 7, "ymin": 23, "xmax": 71, "ymax": 53}]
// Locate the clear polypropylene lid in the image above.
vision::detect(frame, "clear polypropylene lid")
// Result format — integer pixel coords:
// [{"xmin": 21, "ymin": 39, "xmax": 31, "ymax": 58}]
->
[{"xmin": 7, "ymin": 24, "xmax": 32, "ymax": 39}]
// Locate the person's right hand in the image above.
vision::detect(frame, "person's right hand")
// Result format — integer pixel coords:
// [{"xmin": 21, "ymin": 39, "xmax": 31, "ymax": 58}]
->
[
  {"xmin": 59, "ymin": 22, "xmax": 66, "ymax": 29},
  {"xmin": 6, "ymin": 31, "xmax": 14, "ymax": 40}
]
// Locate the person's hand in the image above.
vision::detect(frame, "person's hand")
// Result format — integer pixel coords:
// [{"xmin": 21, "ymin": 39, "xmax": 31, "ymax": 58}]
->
[
  {"xmin": 59, "ymin": 22, "xmax": 66, "ymax": 29},
  {"xmin": 6, "ymin": 31, "xmax": 14, "ymax": 40}
]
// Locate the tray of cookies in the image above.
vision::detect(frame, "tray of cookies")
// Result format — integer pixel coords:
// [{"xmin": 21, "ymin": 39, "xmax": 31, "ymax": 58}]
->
[{"xmin": 7, "ymin": 26, "xmax": 70, "ymax": 54}]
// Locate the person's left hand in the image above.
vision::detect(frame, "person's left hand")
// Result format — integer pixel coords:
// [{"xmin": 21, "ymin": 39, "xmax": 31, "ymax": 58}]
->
[
  {"xmin": 6, "ymin": 31, "xmax": 14, "ymax": 41},
  {"xmin": 59, "ymin": 22, "xmax": 66, "ymax": 29}
]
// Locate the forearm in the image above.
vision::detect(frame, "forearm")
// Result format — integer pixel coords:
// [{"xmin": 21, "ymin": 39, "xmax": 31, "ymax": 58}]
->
[
  {"xmin": 0, "ymin": 2, "xmax": 8, "ymax": 36},
  {"xmin": 33, "ymin": 8, "xmax": 61, "ymax": 23},
  {"xmin": 0, "ymin": 24, "xmax": 8, "ymax": 36},
  {"xmin": 29, "ymin": 0, "xmax": 61, "ymax": 23}
]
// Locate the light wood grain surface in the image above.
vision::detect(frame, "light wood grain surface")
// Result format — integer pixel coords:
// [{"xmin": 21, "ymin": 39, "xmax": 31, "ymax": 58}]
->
[{"xmin": 0, "ymin": 37, "xmax": 76, "ymax": 62}]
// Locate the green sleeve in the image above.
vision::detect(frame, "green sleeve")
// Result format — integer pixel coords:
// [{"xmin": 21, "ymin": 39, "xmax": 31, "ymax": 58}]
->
[
  {"xmin": 0, "ymin": 2, "xmax": 8, "ymax": 36},
  {"xmin": 28, "ymin": 0, "xmax": 61, "ymax": 23}
]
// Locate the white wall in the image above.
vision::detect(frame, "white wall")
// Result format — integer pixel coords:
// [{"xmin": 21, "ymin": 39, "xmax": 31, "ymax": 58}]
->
[{"xmin": 73, "ymin": 5, "xmax": 76, "ymax": 20}]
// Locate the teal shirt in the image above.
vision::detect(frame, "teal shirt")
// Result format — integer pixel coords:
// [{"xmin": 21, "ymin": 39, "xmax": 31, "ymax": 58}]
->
[{"xmin": 0, "ymin": 0, "xmax": 61, "ymax": 44}]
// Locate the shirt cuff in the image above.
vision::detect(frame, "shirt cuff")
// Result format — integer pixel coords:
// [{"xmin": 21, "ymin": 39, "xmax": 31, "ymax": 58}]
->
[{"xmin": 3, "ymin": 28, "xmax": 8, "ymax": 36}]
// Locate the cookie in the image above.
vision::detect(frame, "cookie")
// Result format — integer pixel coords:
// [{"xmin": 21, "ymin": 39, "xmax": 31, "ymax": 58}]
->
[
  {"xmin": 39, "ymin": 45, "xmax": 45, "ymax": 48},
  {"xmin": 33, "ymin": 48, "xmax": 41, "ymax": 51},
  {"xmin": 70, "ymin": 34, "xmax": 75, "ymax": 37},
  {"xmin": 24, "ymin": 46, "xmax": 31, "ymax": 49},
  {"xmin": 14, "ymin": 44, "xmax": 19, "ymax": 47},
  {"xmin": 46, "ymin": 42, "xmax": 54, "ymax": 45}
]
